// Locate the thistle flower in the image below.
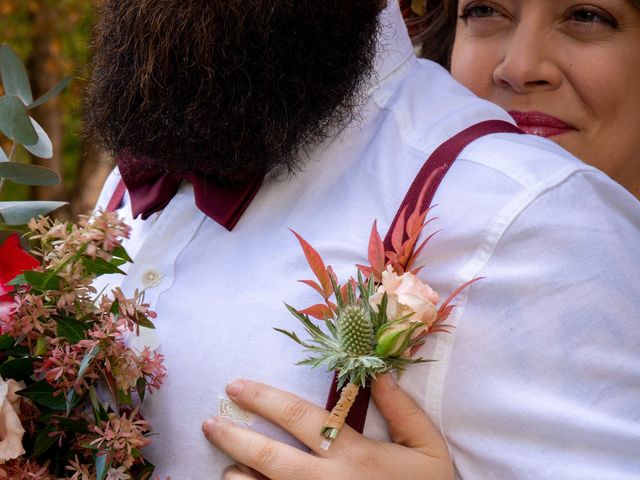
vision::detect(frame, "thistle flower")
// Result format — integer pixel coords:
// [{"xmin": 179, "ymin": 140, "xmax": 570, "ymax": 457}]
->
[{"xmin": 337, "ymin": 305, "xmax": 374, "ymax": 356}]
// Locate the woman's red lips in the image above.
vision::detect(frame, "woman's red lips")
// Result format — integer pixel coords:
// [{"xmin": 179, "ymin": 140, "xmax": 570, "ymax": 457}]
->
[{"xmin": 509, "ymin": 111, "xmax": 575, "ymax": 138}]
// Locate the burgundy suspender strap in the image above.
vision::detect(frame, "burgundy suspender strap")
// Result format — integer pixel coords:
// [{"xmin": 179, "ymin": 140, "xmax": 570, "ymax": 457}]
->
[
  {"xmin": 106, "ymin": 179, "xmax": 127, "ymax": 213},
  {"xmin": 324, "ymin": 119, "xmax": 522, "ymax": 434}
]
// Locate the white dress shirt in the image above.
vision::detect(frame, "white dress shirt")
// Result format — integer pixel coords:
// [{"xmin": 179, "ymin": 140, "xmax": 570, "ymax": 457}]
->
[{"xmin": 95, "ymin": 1, "xmax": 640, "ymax": 478}]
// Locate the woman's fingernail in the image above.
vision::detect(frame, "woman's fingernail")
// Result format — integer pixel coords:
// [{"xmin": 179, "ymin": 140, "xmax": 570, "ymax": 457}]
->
[
  {"xmin": 226, "ymin": 380, "xmax": 246, "ymax": 397},
  {"xmin": 202, "ymin": 417, "xmax": 218, "ymax": 437},
  {"xmin": 384, "ymin": 373, "xmax": 398, "ymax": 390}
]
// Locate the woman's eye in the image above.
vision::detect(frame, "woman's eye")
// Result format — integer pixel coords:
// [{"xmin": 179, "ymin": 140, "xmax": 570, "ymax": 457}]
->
[
  {"xmin": 568, "ymin": 7, "xmax": 618, "ymax": 28},
  {"xmin": 460, "ymin": 3, "xmax": 501, "ymax": 20}
]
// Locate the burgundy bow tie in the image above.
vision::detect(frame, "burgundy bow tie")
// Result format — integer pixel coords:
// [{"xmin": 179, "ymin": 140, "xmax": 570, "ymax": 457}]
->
[{"xmin": 117, "ymin": 153, "xmax": 263, "ymax": 231}]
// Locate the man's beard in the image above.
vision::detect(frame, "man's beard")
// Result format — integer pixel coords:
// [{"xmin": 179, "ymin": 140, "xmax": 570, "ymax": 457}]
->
[{"xmin": 84, "ymin": 1, "xmax": 382, "ymax": 184}]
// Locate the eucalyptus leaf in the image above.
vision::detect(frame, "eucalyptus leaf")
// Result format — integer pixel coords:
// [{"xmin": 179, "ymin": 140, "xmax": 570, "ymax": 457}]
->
[
  {"xmin": 0, "ymin": 201, "xmax": 67, "ymax": 225},
  {"xmin": 29, "ymin": 75, "xmax": 72, "ymax": 109},
  {"xmin": 23, "ymin": 117, "xmax": 53, "ymax": 159},
  {"xmin": 0, "ymin": 162, "xmax": 60, "ymax": 186},
  {"xmin": 0, "ymin": 96, "xmax": 38, "ymax": 145},
  {"xmin": 0, "ymin": 45, "xmax": 33, "ymax": 105}
]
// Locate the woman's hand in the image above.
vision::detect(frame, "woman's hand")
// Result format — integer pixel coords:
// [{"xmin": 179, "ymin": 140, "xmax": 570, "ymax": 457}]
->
[{"xmin": 202, "ymin": 374, "xmax": 454, "ymax": 480}]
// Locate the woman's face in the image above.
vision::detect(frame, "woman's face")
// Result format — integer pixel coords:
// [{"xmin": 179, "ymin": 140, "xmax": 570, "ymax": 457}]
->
[{"xmin": 451, "ymin": 0, "xmax": 640, "ymax": 196}]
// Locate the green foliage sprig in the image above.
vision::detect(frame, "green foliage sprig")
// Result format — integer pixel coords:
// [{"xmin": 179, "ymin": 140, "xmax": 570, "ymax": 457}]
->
[{"xmin": 0, "ymin": 44, "xmax": 71, "ymax": 226}]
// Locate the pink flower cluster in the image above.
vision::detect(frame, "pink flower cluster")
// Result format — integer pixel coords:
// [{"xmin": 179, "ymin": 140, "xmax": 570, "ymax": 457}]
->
[{"xmin": 0, "ymin": 212, "xmax": 166, "ymax": 478}]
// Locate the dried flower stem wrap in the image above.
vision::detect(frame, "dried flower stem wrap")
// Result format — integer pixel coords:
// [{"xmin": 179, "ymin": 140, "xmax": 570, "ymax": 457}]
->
[{"xmin": 320, "ymin": 383, "xmax": 360, "ymax": 447}]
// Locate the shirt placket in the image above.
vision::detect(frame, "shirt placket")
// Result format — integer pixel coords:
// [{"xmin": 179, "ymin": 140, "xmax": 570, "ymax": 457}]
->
[{"xmin": 119, "ymin": 183, "xmax": 205, "ymax": 351}]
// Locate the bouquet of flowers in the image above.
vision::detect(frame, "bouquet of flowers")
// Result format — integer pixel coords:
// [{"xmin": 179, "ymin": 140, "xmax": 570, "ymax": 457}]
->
[
  {"xmin": 278, "ymin": 182, "xmax": 476, "ymax": 448},
  {"xmin": 0, "ymin": 212, "xmax": 165, "ymax": 479},
  {"xmin": 0, "ymin": 42, "xmax": 164, "ymax": 479}
]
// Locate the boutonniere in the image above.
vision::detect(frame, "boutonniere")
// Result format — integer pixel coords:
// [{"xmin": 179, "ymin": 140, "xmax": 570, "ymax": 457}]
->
[{"xmin": 277, "ymin": 182, "xmax": 478, "ymax": 448}]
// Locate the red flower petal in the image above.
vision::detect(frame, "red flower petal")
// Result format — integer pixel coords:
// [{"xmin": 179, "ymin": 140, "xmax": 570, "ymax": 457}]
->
[{"xmin": 0, "ymin": 233, "xmax": 39, "ymax": 300}]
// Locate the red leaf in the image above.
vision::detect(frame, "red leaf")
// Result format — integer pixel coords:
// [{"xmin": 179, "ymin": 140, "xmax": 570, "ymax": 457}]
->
[
  {"xmin": 298, "ymin": 279, "xmax": 325, "ymax": 297},
  {"xmin": 439, "ymin": 277, "xmax": 484, "ymax": 311},
  {"xmin": 406, "ymin": 229, "xmax": 441, "ymax": 272},
  {"xmin": 367, "ymin": 221, "xmax": 386, "ymax": 279},
  {"xmin": 299, "ymin": 304, "xmax": 334, "ymax": 320},
  {"xmin": 435, "ymin": 304, "xmax": 456, "ymax": 323},
  {"xmin": 291, "ymin": 229, "xmax": 332, "ymax": 299},
  {"xmin": 356, "ymin": 264, "xmax": 373, "ymax": 278},
  {"xmin": 391, "ymin": 209, "xmax": 406, "ymax": 254}
]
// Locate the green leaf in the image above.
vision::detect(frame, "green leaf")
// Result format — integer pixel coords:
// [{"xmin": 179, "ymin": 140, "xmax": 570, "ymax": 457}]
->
[
  {"xmin": 29, "ymin": 76, "xmax": 71, "ymax": 109},
  {"xmin": 23, "ymin": 117, "xmax": 53, "ymax": 159},
  {"xmin": 0, "ymin": 334, "xmax": 15, "ymax": 350},
  {"xmin": 7, "ymin": 270, "xmax": 62, "ymax": 291},
  {"xmin": 55, "ymin": 316, "xmax": 89, "ymax": 344},
  {"xmin": 0, "ymin": 201, "xmax": 67, "ymax": 225},
  {"xmin": 0, "ymin": 96, "xmax": 37, "ymax": 145},
  {"xmin": 75, "ymin": 346, "xmax": 100, "ymax": 391},
  {"xmin": 136, "ymin": 377, "xmax": 147, "ymax": 403},
  {"xmin": 118, "ymin": 389, "xmax": 132, "ymax": 405},
  {"xmin": 51, "ymin": 415, "xmax": 90, "ymax": 434},
  {"xmin": 133, "ymin": 459, "xmax": 156, "ymax": 480},
  {"xmin": 109, "ymin": 298, "xmax": 120, "ymax": 317},
  {"xmin": 17, "ymin": 380, "xmax": 68, "ymax": 410},
  {"xmin": 82, "ymin": 256, "xmax": 125, "ymax": 276},
  {"xmin": 0, "ymin": 45, "xmax": 33, "ymax": 105},
  {"xmin": 35, "ymin": 336, "xmax": 47, "ymax": 356},
  {"xmin": 0, "ymin": 357, "xmax": 35, "ymax": 381},
  {"xmin": 134, "ymin": 315, "xmax": 155, "ymax": 329},
  {"xmin": 95, "ymin": 449, "xmax": 114, "ymax": 480},
  {"xmin": 31, "ymin": 427, "xmax": 57, "ymax": 458},
  {"xmin": 0, "ymin": 162, "xmax": 60, "ymax": 186},
  {"xmin": 112, "ymin": 244, "xmax": 133, "ymax": 263},
  {"xmin": 89, "ymin": 386, "xmax": 109, "ymax": 424}
]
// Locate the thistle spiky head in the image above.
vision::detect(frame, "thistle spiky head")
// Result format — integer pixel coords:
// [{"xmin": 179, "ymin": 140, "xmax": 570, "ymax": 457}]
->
[{"xmin": 337, "ymin": 304, "xmax": 374, "ymax": 356}]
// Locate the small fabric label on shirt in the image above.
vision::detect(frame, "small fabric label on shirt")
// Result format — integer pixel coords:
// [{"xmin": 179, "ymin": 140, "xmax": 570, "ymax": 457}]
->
[{"xmin": 218, "ymin": 397, "xmax": 255, "ymax": 425}]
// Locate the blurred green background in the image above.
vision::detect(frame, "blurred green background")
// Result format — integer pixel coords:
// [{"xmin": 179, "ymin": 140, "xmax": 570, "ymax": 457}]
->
[{"xmin": 0, "ymin": 0, "xmax": 113, "ymax": 219}]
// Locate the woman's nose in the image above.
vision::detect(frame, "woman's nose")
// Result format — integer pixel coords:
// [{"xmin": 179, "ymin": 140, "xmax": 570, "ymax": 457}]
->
[{"xmin": 493, "ymin": 25, "xmax": 562, "ymax": 94}]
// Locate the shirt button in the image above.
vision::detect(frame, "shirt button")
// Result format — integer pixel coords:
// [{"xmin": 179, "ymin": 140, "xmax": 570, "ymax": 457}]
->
[{"xmin": 142, "ymin": 269, "xmax": 162, "ymax": 288}]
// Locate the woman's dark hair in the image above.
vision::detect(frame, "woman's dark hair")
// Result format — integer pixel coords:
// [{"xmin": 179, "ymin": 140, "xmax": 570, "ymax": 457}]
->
[
  {"xmin": 402, "ymin": 0, "xmax": 457, "ymax": 69},
  {"xmin": 418, "ymin": 0, "xmax": 457, "ymax": 69}
]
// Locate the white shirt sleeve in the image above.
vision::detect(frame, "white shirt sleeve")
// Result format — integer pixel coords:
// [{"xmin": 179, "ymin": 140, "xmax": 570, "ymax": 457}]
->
[{"xmin": 442, "ymin": 170, "xmax": 640, "ymax": 479}]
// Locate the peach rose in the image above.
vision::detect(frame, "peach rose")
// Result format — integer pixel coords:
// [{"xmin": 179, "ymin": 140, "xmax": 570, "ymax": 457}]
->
[
  {"xmin": 0, "ymin": 376, "xmax": 25, "ymax": 463},
  {"xmin": 370, "ymin": 266, "xmax": 439, "ymax": 324},
  {"xmin": 370, "ymin": 266, "xmax": 440, "ymax": 357}
]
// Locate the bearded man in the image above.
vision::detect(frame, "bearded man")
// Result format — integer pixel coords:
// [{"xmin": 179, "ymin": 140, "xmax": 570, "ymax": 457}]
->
[{"xmin": 87, "ymin": 1, "xmax": 640, "ymax": 479}]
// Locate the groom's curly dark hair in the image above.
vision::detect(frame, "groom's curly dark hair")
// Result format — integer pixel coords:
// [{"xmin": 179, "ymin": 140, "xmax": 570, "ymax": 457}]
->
[{"xmin": 84, "ymin": 0, "xmax": 382, "ymax": 183}]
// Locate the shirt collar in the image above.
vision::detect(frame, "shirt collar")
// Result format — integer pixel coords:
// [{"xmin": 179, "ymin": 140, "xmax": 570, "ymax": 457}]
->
[{"xmin": 372, "ymin": 0, "xmax": 416, "ymax": 87}]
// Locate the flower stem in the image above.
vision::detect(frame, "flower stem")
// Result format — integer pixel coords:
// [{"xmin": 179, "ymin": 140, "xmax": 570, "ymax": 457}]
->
[{"xmin": 320, "ymin": 382, "xmax": 359, "ymax": 450}]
